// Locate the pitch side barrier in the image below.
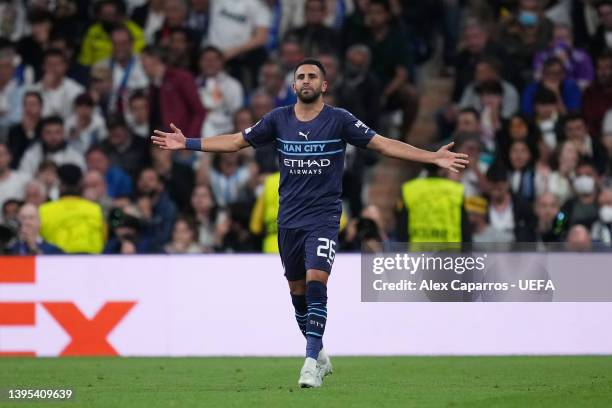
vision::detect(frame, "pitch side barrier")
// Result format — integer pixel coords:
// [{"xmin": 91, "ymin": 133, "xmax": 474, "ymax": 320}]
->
[{"xmin": 0, "ymin": 252, "xmax": 611, "ymax": 356}]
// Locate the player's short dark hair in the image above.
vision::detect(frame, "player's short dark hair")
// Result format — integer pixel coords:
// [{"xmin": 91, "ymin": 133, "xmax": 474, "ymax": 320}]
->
[
  {"xmin": 39, "ymin": 115, "xmax": 64, "ymax": 131},
  {"xmin": 294, "ymin": 58, "xmax": 327, "ymax": 79}
]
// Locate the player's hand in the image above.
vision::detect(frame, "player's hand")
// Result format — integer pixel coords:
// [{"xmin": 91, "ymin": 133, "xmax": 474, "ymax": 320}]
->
[
  {"xmin": 151, "ymin": 123, "xmax": 186, "ymax": 150},
  {"xmin": 434, "ymin": 142, "xmax": 469, "ymax": 174}
]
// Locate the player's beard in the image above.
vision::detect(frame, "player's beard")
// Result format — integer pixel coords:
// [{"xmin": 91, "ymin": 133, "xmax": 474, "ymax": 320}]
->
[{"xmin": 297, "ymin": 87, "xmax": 322, "ymax": 104}]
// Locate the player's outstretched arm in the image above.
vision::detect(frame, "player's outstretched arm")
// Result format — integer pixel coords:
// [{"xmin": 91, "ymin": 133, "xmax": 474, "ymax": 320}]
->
[
  {"xmin": 366, "ymin": 135, "xmax": 469, "ymax": 173},
  {"xmin": 151, "ymin": 123, "xmax": 250, "ymax": 152}
]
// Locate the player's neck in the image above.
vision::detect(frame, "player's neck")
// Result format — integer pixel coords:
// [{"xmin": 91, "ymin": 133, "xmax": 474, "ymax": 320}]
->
[{"xmin": 294, "ymin": 99, "xmax": 325, "ymax": 121}]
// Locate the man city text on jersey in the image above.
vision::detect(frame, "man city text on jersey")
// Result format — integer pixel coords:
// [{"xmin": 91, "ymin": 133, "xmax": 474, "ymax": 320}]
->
[{"xmin": 243, "ymin": 104, "xmax": 375, "ymax": 229}]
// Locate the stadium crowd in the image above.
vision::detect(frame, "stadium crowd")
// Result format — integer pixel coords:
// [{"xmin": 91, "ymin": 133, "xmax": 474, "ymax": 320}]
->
[{"xmin": 1, "ymin": 0, "xmax": 612, "ymax": 254}]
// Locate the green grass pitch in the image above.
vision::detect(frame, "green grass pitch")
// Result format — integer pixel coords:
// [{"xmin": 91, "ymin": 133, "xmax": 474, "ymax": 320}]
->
[{"xmin": 1, "ymin": 356, "xmax": 611, "ymax": 407}]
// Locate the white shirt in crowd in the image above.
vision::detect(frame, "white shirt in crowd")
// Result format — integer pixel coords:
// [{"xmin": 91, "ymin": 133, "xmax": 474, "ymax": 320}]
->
[
  {"xmin": 489, "ymin": 202, "xmax": 515, "ymax": 238},
  {"xmin": 0, "ymin": 170, "xmax": 29, "ymax": 218},
  {"xmin": 94, "ymin": 57, "xmax": 149, "ymax": 115},
  {"xmin": 207, "ymin": 0, "xmax": 272, "ymax": 51},
  {"xmin": 18, "ymin": 142, "xmax": 86, "ymax": 176},
  {"xmin": 198, "ymin": 71, "xmax": 244, "ymax": 138},
  {"xmin": 209, "ymin": 166, "xmax": 251, "ymax": 207},
  {"xmin": 65, "ymin": 112, "xmax": 108, "ymax": 154},
  {"xmin": 31, "ymin": 78, "xmax": 84, "ymax": 120}
]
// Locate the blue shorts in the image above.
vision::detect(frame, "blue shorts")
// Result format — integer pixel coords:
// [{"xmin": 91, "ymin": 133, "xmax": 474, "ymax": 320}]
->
[{"xmin": 278, "ymin": 223, "xmax": 339, "ymax": 281}]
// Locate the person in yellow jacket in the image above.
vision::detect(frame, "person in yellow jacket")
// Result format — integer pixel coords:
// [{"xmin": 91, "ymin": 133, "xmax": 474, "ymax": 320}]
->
[
  {"xmin": 39, "ymin": 164, "xmax": 106, "ymax": 254},
  {"xmin": 396, "ymin": 164, "xmax": 471, "ymax": 243},
  {"xmin": 78, "ymin": 1, "xmax": 145, "ymax": 66},
  {"xmin": 250, "ymin": 172, "xmax": 346, "ymax": 253}
]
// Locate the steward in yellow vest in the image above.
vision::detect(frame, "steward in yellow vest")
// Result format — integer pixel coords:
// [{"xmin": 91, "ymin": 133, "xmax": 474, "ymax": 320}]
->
[
  {"xmin": 396, "ymin": 172, "xmax": 470, "ymax": 243},
  {"xmin": 39, "ymin": 164, "xmax": 106, "ymax": 254}
]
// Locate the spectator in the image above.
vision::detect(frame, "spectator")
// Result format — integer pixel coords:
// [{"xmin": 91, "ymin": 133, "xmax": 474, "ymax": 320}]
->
[
  {"xmin": 79, "ymin": 0, "xmax": 145, "ymax": 66},
  {"xmin": 93, "ymin": 25, "xmax": 149, "ymax": 116},
  {"xmin": 533, "ymin": 23, "xmax": 594, "ymax": 90},
  {"xmin": 32, "ymin": 49, "xmax": 85, "ymax": 120},
  {"xmin": 151, "ymin": 146, "xmax": 195, "ymax": 212},
  {"xmin": 582, "ymin": 51, "xmax": 612, "ymax": 139},
  {"xmin": 534, "ymin": 191, "xmax": 562, "ymax": 243},
  {"xmin": 336, "ymin": 44, "xmax": 382, "ymax": 131},
  {"xmin": 104, "ymin": 206, "xmax": 156, "ymax": 254},
  {"xmin": 451, "ymin": 20, "xmax": 514, "ymax": 103},
  {"xmin": 459, "ymin": 57, "xmax": 520, "ymax": 119},
  {"xmin": 591, "ymin": 186, "xmax": 612, "ymax": 244},
  {"xmin": 496, "ymin": 114, "xmax": 541, "ymax": 167},
  {"xmin": 359, "ymin": 0, "xmax": 418, "ymax": 137},
  {"xmin": 207, "ymin": 0, "xmax": 271, "ymax": 89},
  {"xmin": 318, "ymin": 53, "xmax": 340, "ymax": 104},
  {"xmin": 131, "ymin": 0, "xmax": 165, "ymax": 44},
  {"xmin": 65, "ymin": 93, "xmax": 108, "ymax": 154},
  {"xmin": 164, "ymin": 216, "xmax": 202, "ymax": 254},
  {"xmin": 521, "ymin": 57, "xmax": 581, "ymax": 116},
  {"xmin": 16, "ymin": 10, "xmax": 53, "ymax": 81},
  {"xmin": 166, "ymin": 27, "xmax": 197, "ymax": 71},
  {"xmin": 565, "ymin": 224, "xmax": 592, "ymax": 250},
  {"xmin": 0, "ymin": 143, "xmax": 29, "ymax": 215},
  {"xmin": 498, "ymin": 0, "xmax": 554, "ymax": 83},
  {"xmin": 39, "ymin": 164, "xmax": 106, "ymax": 254},
  {"xmin": 535, "ymin": 140, "xmax": 575, "ymax": 205},
  {"xmin": 6, "ymin": 91, "xmax": 43, "ymax": 169},
  {"xmin": 0, "ymin": 1, "xmax": 27, "ymax": 42},
  {"xmin": 218, "ymin": 202, "xmax": 259, "ymax": 252},
  {"xmin": 507, "ymin": 139, "xmax": 537, "ymax": 202},
  {"xmin": 190, "ymin": 184, "xmax": 223, "ymax": 252},
  {"xmin": 485, "ymin": 164, "xmax": 537, "ymax": 241},
  {"xmin": 101, "ymin": 115, "xmax": 150, "ymax": 180},
  {"xmin": 24, "ymin": 179, "xmax": 48, "ymax": 207},
  {"xmin": 255, "ymin": 59, "xmax": 296, "ymax": 109},
  {"xmin": 9, "ymin": 203, "xmax": 63, "ymax": 255},
  {"xmin": 0, "ymin": 44, "xmax": 24, "ymax": 137},
  {"xmin": 560, "ymin": 159, "xmax": 600, "ymax": 229},
  {"xmin": 284, "ymin": 0, "xmax": 340, "ymax": 56},
  {"xmin": 590, "ymin": 0, "xmax": 612, "ymax": 58},
  {"xmin": 279, "ymin": 37, "xmax": 305, "ymax": 88},
  {"xmin": 248, "ymin": 90, "xmax": 278, "ymax": 173},
  {"xmin": 88, "ymin": 65, "xmax": 114, "ymax": 118},
  {"xmin": 126, "ymin": 89, "xmax": 150, "ymax": 138},
  {"xmin": 533, "ymin": 87, "xmax": 562, "ymax": 149},
  {"xmin": 455, "ymin": 108, "xmax": 481, "ymax": 134},
  {"xmin": 140, "ymin": 45, "xmax": 206, "ymax": 139},
  {"xmin": 36, "ymin": 160, "xmax": 59, "ymax": 201},
  {"xmin": 455, "ymin": 132, "xmax": 488, "ymax": 197},
  {"xmin": 48, "ymin": 33, "xmax": 90, "ymax": 88},
  {"xmin": 135, "ymin": 167, "xmax": 177, "ymax": 248},
  {"xmin": 19, "ymin": 116, "xmax": 85, "ymax": 176},
  {"xmin": 465, "ymin": 195, "xmax": 513, "ymax": 243},
  {"xmin": 85, "ymin": 145, "xmax": 133, "ymax": 199},
  {"xmin": 197, "ymin": 152, "xmax": 257, "ymax": 207},
  {"xmin": 475, "ymin": 80, "xmax": 505, "ymax": 152},
  {"xmin": 153, "ymin": 0, "xmax": 196, "ymax": 47},
  {"xmin": 561, "ymin": 113, "xmax": 607, "ymax": 174},
  {"xmin": 1, "ymin": 198, "xmax": 22, "ymax": 229},
  {"xmin": 82, "ymin": 169, "xmax": 114, "ymax": 217},
  {"xmin": 196, "ymin": 46, "xmax": 244, "ymax": 137},
  {"xmin": 186, "ymin": 0, "xmax": 210, "ymax": 44}
]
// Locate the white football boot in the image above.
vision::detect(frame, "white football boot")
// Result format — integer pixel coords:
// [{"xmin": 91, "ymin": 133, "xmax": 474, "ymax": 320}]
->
[
  {"xmin": 298, "ymin": 357, "xmax": 323, "ymax": 388},
  {"xmin": 317, "ymin": 348, "xmax": 333, "ymax": 377}
]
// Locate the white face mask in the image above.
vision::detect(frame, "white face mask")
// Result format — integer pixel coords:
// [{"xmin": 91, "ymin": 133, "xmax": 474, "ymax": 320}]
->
[
  {"xmin": 600, "ymin": 205, "xmax": 612, "ymax": 223},
  {"xmin": 573, "ymin": 175, "xmax": 595, "ymax": 195}
]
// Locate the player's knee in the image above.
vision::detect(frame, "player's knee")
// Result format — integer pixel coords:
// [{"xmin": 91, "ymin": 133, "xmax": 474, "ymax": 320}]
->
[{"xmin": 288, "ymin": 279, "xmax": 306, "ymax": 295}]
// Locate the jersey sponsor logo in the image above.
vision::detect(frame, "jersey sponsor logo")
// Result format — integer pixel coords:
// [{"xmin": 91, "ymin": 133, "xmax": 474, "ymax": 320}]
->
[
  {"xmin": 244, "ymin": 120, "xmax": 261, "ymax": 135},
  {"xmin": 283, "ymin": 158, "xmax": 331, "ymax": 175},
  {"xmin": 354, "ymin": 120, "xmax": 371, "ymax": 134},
  {"xmin": 298, "ymin": 131, "xmax": 310, "ymax": 140}
]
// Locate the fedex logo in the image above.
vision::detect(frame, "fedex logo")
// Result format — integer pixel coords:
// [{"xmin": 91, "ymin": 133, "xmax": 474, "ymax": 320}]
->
[{"xmin": 0, "ymin": 257, "xmax": 136, "ymax": 356}]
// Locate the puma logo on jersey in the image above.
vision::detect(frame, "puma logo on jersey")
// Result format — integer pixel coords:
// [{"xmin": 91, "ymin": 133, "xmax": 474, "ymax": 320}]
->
[{"xmin": 298, "ymin": 131, "xmax": 310, "ymax": 140}]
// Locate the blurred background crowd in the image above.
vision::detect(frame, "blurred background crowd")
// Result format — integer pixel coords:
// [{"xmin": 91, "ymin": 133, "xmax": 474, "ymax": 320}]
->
[{"xmin": 1, "ymin": 0, "xmax": 612, "ymax": 255}]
